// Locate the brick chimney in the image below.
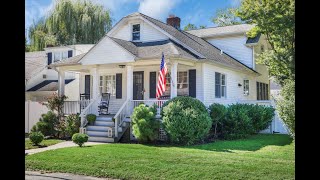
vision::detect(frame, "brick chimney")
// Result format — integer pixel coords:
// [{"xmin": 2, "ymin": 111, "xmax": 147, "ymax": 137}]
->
[{"xmin": 166, "ymin": 14, "xmax": 181, "ymax": 30}]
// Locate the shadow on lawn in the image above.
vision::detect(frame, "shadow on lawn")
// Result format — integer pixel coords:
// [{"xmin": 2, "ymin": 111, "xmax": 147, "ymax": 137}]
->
[
  {"xmin": 187, "ymin": 134, "xmax": 293, "ymax": 153},
  {"xmin": 142, "ymin": 134, "xmax": 293, "ymax": 153}
]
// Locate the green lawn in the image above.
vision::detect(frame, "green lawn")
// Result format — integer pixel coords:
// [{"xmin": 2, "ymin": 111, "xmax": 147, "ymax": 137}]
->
[
  {"xmin": 25, "ymin": 139, "xmax": 64, "ymax": 150},
  {"xmin": 25, "ymin": 134, "xmax": 294, "ymax": 179}
]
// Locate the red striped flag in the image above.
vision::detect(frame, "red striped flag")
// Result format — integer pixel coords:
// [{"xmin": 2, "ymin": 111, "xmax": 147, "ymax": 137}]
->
[{"xmin": 156, "ymin": 53, "xmax": 168, "ymax": 99}]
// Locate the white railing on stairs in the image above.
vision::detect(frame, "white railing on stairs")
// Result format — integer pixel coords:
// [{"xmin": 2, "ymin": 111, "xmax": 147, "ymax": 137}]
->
[
  {"xmin": 130, "ymin": 100, "xmax": 168, "ymax": 116},
  {"xmin": 113, "ymin": 99, "xmax": 129, "ymax": 138},
  {"xmin": 79, "ymin": 94, "xmax": 101, "ymax": 129},
  {"xmin": 63, "ymin": 99, "xmax": 91, "ymax": 115}
]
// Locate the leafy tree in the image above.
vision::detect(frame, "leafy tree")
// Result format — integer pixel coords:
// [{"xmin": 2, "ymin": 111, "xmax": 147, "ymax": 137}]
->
[
  {"xmin": 183, "ymin": 23, "xmax": 198, "ymax": 31},
  {"xmin": 211, "ymin": 7, "xmax": 242, "ymax": 27},
  {"xmin": 199, "ymin": 25, "xmax": 207, "ymax": 29},
  {"xmin": 28, "ymin": 0, "xmax": 112, "ymax": 51},
  {"xmin": 237, "ymin": 0, "xmax": 295, "ymax": 85}
]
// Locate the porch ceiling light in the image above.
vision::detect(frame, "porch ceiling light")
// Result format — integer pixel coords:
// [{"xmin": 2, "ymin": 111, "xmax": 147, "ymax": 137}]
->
[
  {"xmin": 119, "ymin": 65, "xmax": 126, "ymax": 68},
  {"xmin": 238, "ymin": 83, "xmax": 242, "ymax": 87}
]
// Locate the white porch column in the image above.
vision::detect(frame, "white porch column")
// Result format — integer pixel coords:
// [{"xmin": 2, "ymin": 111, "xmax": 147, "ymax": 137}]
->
[
  {"xmin": 170, "ymin": 62, "xmax": 178, "ymax": 98},
  {"xmin": 58, "ymin": 70, "xmax": 65, "ymax": 96},
  {"xmin": 126, "ymin": 65, "xmax": 133, "ymax": 100},
  {"xmin": 91, "ymin": 68, "xmax": 99, "ymax": 99}
]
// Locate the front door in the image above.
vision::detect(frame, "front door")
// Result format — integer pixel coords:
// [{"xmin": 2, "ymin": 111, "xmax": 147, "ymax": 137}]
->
[{"xmin": 133, "ymin": 71, "xmax": 144, "ymax": 100}]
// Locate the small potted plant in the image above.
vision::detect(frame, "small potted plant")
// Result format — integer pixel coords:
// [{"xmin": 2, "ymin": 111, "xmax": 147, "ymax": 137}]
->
[{"xmin": 86, "ymin": 114, "xmax": 96, "ymax": 125}]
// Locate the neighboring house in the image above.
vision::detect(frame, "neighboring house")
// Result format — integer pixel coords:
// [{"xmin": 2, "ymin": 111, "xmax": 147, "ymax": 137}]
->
[
  {"xmin": 49, "ymin": 12, "xmax": 286, "ymax": 142},
  {"xmin": 25, "ymin": 44, "xmax": 94, "ymax": 101}
]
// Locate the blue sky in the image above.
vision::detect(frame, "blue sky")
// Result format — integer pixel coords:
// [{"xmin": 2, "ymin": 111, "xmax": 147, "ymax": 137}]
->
[{"xmin": 25, "ymin": 0, "xmax": 241, "ymax": 37}]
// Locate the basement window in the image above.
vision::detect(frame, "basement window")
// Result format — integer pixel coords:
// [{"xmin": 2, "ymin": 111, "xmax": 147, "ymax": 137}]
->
[{"xmin": 132, "ymin": 24, "xmax": 140, "ymax": 41}]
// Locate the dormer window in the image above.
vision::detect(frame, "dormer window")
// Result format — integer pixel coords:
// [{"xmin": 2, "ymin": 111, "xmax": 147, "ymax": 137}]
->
[
  {"xmin": 53, "ymin": 51, "xmax": 70, "ymax": 62},
  {"xmin": 132, "ymin": 24, "xmax": 140, "ymax": 41}
]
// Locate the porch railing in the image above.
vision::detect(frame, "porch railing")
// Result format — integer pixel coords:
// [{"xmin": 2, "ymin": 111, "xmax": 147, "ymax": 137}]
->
[
  {"xmin": 130, "ymin": 100, "xmax": 168, "ymax": 116},
  {"xmin": 113, "ymin": 99, "xmax": 130, "ymax": 138},
  {"xmin": 63, "ymin": 99, "xmax": 91, "ymax": 115},
  {"xmin": 79, "ymin": 94, "xmax": 101, "ymax": 128}
]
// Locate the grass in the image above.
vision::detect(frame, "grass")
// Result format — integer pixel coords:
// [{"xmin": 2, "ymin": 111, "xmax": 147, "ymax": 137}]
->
[
  {"xmin": 25, "ymin": 134, "xmax": 294, "ymax": 180},
  {"xmin": 25, "ymin": 139, "xmax": 64, "ymax": 150}
]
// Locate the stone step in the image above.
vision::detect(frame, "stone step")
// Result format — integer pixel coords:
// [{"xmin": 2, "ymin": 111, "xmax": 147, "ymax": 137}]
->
[
  {"xmin": 88, "ymin": 136, "xmax": 114, "ymax": 143},
  {"xmin": 94, "ymin": 121, "xmax": 114, "ymax": 126},
  {"xmin": 87, "ymin": 131, "xmax": 112, "ymax": 137}
]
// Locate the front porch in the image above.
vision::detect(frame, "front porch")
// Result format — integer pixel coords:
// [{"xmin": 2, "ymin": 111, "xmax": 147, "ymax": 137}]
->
[{"xmin": 57, "ymin": 59, "xmax": 198, "ymax": 142}]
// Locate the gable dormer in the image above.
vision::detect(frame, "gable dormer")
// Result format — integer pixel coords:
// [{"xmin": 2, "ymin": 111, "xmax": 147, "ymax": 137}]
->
[{"xmin": 108, "ymin": 13, "xmax": 168, "ymax": 42}]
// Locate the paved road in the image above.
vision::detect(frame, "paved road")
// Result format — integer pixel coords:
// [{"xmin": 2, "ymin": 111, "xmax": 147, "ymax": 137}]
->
[{"xmin": 25, "ymin": 171, "xmax": 117, "ymax": 180}]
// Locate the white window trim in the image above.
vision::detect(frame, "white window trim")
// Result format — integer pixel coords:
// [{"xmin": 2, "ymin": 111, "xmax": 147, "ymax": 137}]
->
[
  {"xmin": 215, "ymin": 72, "xmax": 227, "ymax": 98},
  {"xmin": 161, "ymin": 70, "xmax": 189, "ymax": 97},
  {"xmin": 132, "ymin": 23, "xmax": 141, "ymax": 42},
  {"xmin": 99, "ymin": 74, "xmax": 116, "ymax": 96},
  {"xmin": 52, "ymin": 50, "xmax": 69, "ymax": 63},
  {"xmin": 243, "ymin": 79, "xmax": 250, "ymax": 96}
]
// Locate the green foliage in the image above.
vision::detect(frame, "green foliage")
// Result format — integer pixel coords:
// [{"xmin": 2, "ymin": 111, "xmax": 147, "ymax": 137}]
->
[
  {"xmin": 183, "ymin": 23, "xmax": 197, "ymax": 31},
  {"xmin": 72, "ymin": 133, "xmax": 88, "ymax": 147},
  {"xmin": 237, "ymin": 0, "xmax": 295, "ymax": 85},
  {"xmin": 131, "ymin": 104, "xmax": 159, "ymax": 143},
  {"xmin": 28, "ymin": 0, "xmax": 112, "ymax": 51},
  {"xmin": 217, "ymin": 103, "xmax": 275, "ymax": 140},
  {"xmin": 31, "ymin": 111, "xmax": 58, "ymax": 136},
  {"xmin": 29, "ymin": 132, "xmax": 44, "ymax": 146},
  {"xmin": 276, "ymin": 80, "xmax": 295, "ymax": 139},
  {"xmin": 208, "ymin": 103, "xmax": 227, "ymax": 138},
  {"xmin": 211, "ymin": 7, "xmax": 243, "ymax": 26},
  {"xmin": 65, "ymin": 114, "xmax": 81, "ymax": 137},
  {"xmin": 199, "ymin": 25, "xmax": 207, "ymax": 29},
  {"xmin": 86, "ymin": 114, "xmax": 96, "ymax": 124},
  {"xmin": 161, "ymin": 96, "xmax": 212, "ymax": 145}
]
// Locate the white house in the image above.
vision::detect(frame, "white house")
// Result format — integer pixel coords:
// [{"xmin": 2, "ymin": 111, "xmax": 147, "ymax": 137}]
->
[
  {"xmin": 25, "ymin": 44, "xmax": 94, "ymax": 101},
  {"xmin": 49, "ymin": 12, "xmax": 287, "ymax": 142}
]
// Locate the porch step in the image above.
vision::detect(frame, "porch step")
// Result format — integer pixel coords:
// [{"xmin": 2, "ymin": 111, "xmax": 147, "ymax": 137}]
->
[
  {"xmin": 87, "ymin": 131, "xmax": 112, "ymax": 137},
  {"xmin": 96, "ymin": 116, "xmax": 113, "ymax": 122},
  {"xmin": 87, "ymin": 125, "xmax": 113, "ymax": 132},
  {"xmin": 88, "ymin": 136, "xmax": 114, "ymax": 143},
  {"xmin": 94, "ymin": 121, "xmax": 114, "ymax": 126}
]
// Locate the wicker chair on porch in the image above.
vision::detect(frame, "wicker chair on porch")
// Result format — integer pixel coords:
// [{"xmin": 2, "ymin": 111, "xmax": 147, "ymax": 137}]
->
[{"xmin": 98, "ymin": 93, "xmax": 111, "ymax": 115}]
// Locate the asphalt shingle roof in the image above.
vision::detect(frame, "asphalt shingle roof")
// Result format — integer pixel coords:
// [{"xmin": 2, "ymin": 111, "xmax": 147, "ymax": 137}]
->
[
  {"xmin": 25, "ymin": 51, "xmax": 46, "ymax": 80},
  {"xmin": 50, "ymin": 13, "xmax": 258, "ymax": 74},
  {"xmin": 186, "ymin": 24, "xmax": 255, "ymax": 37}
]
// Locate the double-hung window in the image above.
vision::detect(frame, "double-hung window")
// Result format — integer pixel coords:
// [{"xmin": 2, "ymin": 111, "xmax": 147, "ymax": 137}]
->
[
  {"xmin": 99, "ymin": 75, "xmax": 116, "ymax": 96},
  {"xmin": 215, "ymin": 72, "xmax": 226, "ymax": 98},
  {"xmin": 162, "ymin": 71, "xmax": 189, "ymax": 97},
  {"xmin": 53, "ymin": 51, "xmax": 69, "ymax": 62},
  {"xmin": 244, "ymin": 79, "xmax": 249, "ymax": 95},
  {"xmin": 132, "ymin": 24, "xmax": 140, "ymax": 41}
]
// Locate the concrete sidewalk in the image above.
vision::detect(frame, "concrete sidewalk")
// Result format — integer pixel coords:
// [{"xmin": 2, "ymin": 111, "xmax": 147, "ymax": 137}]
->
[
  {"xmin": 25, "ymin": 171, "xmax": 117, "ymax": 180},
  {"xmin": 25, "ymin": 141, "xmax": 107, "ymax": 155}
]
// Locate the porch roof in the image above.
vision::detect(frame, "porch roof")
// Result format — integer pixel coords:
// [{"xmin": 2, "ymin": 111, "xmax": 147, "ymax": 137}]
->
[{"xmin": 27, "ymin": 79, "xmax": 75, "ymax": 91}]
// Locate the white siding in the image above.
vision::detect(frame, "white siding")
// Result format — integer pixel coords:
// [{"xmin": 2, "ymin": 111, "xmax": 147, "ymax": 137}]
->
[
  {"xmin": 80, "ymin": 37, "xmax": 135, "ymax": 65},
  {"xmin": 202, "ymin": 63, "xmax": 259, "ymax": 106},
  {"xmin": 112, "ymin": 21, "xmax": 168, "ymax": 42},
  {"xmin": 206, "ymin": 35, "xmax": 253, "ymax": 68},
  {"xmin": 65, "ymin": 73, "xmax": 80, "ymax": 101}
]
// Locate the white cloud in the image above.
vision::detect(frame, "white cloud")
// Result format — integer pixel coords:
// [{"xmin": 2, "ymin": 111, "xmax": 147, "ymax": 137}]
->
[
  {"xmin": 92, "ymin": 0, "xmax": 133, "ymax": 11},
  {"xmin": 25, "ymin": 0, "xmax": 55, "ymax": 31},
  {"xmin": 138, "ymin": 0, "xmax": 182, "ymax": 20}
]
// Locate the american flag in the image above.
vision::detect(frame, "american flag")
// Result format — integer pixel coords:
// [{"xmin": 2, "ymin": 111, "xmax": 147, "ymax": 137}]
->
[{"xmin": 156, "ymin": 53, "xmax": 168, "ymax": 99}]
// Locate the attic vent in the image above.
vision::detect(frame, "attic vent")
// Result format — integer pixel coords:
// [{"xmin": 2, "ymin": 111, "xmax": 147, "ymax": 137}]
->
[
  {"xmin": 43, "ymin": 74, "xmax": 47, "ymax": 79},
  {"xmin": 220, "ymin": 50, "xmax": 223, "ymax": 55}
]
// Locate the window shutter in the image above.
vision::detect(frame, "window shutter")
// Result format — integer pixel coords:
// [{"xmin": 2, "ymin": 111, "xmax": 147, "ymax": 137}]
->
[
  {"xmin": 47, "ymin": 52, "xmax": 52, "ymax": 69},
  {"xmin": 68, "ymin": 50, "xmax": 73, "ymax": 58},
  {"xmin": 266, "ymin": 84, "xmax": 269, "ymax": 100},
  {"xmin": 116, "ymin": 73, "xmax": 122, "ymax": 99},
  {"xmin": 149, "ymin": 72, "xmax": 156, "ymax": 98},
  {"xmin": 85, "ymin": 75, "xmax": 91, "ymax": 96},
  {"xmin": 215, "ymin": 72, "xmax": 221, "ymax": 98},
  {"xmin": 188, "ymin": 69, "xmax": 196, "ymax": 97}
]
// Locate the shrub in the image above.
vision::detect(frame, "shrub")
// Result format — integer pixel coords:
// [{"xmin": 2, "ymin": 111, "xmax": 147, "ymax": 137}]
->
[
  {"xmin": 31, "ymin": 111, "xmax": 58, "ymax": 136},
  {"xmin": 131, "ymin": 104, "xmax": 159, "ymax": 143},
  {"xmin": 72, "ymin": 133, "xmax": 89, "ymax": 147},
  {"xmin": 217, "ymin": 103, "xmax": 275, "ymax": 140},
  {"xmin": 276, "ymin": 80, "xmax": 295, "ymax": 139},
  {"xmin": 161, "ymin": 96, "xmax": 212, "ymax": 145},
  {"xmin": 208, "ymin": 103, "xmax": 227, "ymax": 138},
  {"xmin": 65, "ymin": 114, "xmax": 81, "ymax": 138},
  {"xmin": 86, "ymin": 114, "xmax": 96, "ymax": 124},
  {"xmin": 29, "ymin": 132, "xmax": 44, "ymax": 145}
]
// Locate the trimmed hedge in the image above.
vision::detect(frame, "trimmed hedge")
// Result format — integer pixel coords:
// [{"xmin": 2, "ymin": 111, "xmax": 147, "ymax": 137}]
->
[
  {"xmin": 29, "ymin": 132, "xmax": 44, "ymax": 145},
  {"xmin": 161, "ymin": 96, "xmax": 212, "ymax": 145},
  {"xmin": 31, "ymin": 111, "xmax": 58, "ymax": 137},
  {"xmin": 208, "ymin": 103, "xmax": 275, "ymax": 140},
  {"xmin": 72, "ymin": 133, "xmax": 89, "ymax": 147}
]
